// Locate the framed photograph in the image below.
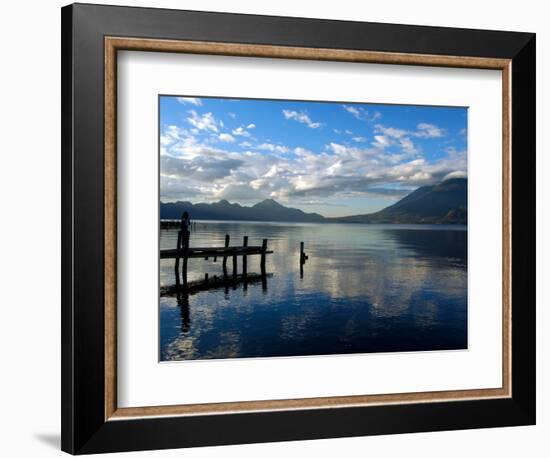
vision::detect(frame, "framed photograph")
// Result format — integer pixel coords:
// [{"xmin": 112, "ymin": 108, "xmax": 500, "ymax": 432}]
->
[{"xmin": 61, "ymin": 3, "xmax": 536, "ymax": 454}]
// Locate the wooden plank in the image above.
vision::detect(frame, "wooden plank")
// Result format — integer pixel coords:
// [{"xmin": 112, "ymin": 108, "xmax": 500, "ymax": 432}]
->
[
  {"xmin": 161, "ymin": 248, "xmax": 273, "ymax": 259},
  {"xmin": 184, "ymin": 245, "xmax": 265, "ymax": 252}
]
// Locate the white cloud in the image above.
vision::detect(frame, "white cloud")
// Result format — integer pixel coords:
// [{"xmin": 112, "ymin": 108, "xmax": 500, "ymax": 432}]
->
[
  {"xmin": 246, "ymin": 123, "xmax": 256, "ymax": 129},
  {"xmin": 370, "ymin": 122, "xmax": 445, "ymax": 159},
  {"xmin": 343, "ymin": 105, "xmax": 382, "ymax": 122},
  {"xmin": 232, "ymin": 127, "xmax": 249, "ymax": 137},
  {"xmin": 373, "ymin": 124, "xmax": 420, "ymax": 154},
  {"xmin": 372, "ymin": 135, "xmax": 391, "ymax": 148},
  {"xmin": 186, "ymin": 110, "xmax": 220, "ymax": 133},
  {"xmin": 352, "ymin": 136, "xmax": 367, "ymax": 143},
  {"xmin": 219, "ymin": 133, "xmax": 235, "ymax": 142},
  {"xmin": 374, "ymin": 124, "xmax": 408, "ymax": 139},
  {"xmin": 282, "ymin": 110, "xmax": 322, "ymax": 129},
  {"xmin": 160, "ymin": 121, "xmax": 465, "ymax": 206},
  {"xmin": 415, "ymin": 123, "xmax": 445, "ymax": 138},
  {"xmin": 258, "ymin": 143, "xmax": 289, "ymax": 154},
  {"xmin": 399, "ymin": 138, "xmax": 418, "ymax": 154},
  {"xmin": 176, "ymin": 97, "xmax": 202, "ymax": 106},
  {"xmin": 442, "ymin": 170, "xmax": 467, "ymax": 181},
  {"xmin": 343, "ymin": 105, "xmax": 362, "ymax": 119},
  {"xmin": 216, "ymin": 184, "xmax": 264, "ymax": 201}
]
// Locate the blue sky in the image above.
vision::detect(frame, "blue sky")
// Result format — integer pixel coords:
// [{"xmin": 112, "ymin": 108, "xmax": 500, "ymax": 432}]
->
[{"xmin": 160, "ymin": 96, "xmax": 467, "ymax": 217}]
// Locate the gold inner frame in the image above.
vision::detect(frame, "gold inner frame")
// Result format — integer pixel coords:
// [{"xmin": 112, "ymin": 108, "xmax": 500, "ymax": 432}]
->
[{"xmin": 104, "ymin": 37, "xmax": 512, "ymax": 421}]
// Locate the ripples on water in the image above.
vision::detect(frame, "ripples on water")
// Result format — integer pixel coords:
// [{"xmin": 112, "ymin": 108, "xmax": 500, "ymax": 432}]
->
[{"xmin": 160, "ymin": 221, "xmax": 467, "ymax": 361}]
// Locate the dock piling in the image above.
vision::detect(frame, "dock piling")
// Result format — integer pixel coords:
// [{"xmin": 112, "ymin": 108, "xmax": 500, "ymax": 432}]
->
[
  {"xmin": 182, "ymin": 230, "xmax": 189, "ymax": 288},
  {"xmin": 174, "ymin": 230, "xmax": 182, "ymax": 288},
  {"xmin": 242, "ymin": 236, "xmax": 248, "ymax": 277},
  {"xmin": 260, "ymin": 239, "xmax": 268, "ymax": 277},
  {"xmin": 222, "ymin": 234, "xmax": 230, "ymax": 278},
  {"xmin": 167, "ymin": 224, "xmax": 272, "ymax": 291}
]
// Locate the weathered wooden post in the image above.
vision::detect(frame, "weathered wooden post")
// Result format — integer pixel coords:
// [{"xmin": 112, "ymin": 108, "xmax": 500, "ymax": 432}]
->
[
  {"xmin": 232, "ymin": 253, "xmax": 238, "ymax": 279},
  {"xmin": 174, "ymin": 230, "xmax": 182, "ymax": 288},
  {"xmin": 260, "ymin": 239, "xmax": 268, "ymax": 277},
  {"xmin": 182, "ymin": 229, "xmax": 189, "ymax": 288},
  {"xmin": 175, "ymin": 235, "xmax": 181, "ymax": 285},
  {"xmin": 204, "ymin": 273, "xmax": 209, "ymax": 284},
  {"xmin": 242, "ymin": 236, "xmax": 248, "ymax": 277},
  {"xmin": 222, "ymin": 234, "xmax": 229, "ymax": 278}
]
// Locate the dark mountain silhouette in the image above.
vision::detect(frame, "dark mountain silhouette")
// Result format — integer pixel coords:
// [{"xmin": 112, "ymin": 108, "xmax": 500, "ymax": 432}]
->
[
  {"xmin": 329, "ymin": 178, "xmax": 467, "ymax": 224},
  {"xmin": 160, "ymin": 198, "xmax": 325, "ymax": 223},
  {"xmin": 160, "ymin": 178, "xmax": 466, "ymax": 224}
]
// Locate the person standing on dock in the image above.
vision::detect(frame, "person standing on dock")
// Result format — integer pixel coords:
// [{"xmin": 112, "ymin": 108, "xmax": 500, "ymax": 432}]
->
[{"xmin": 180, "ymin": 211, "xmax": 191, "ymax": 235}]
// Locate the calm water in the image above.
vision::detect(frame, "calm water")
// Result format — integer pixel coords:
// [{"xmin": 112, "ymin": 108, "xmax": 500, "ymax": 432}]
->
[{"xmin": 160, "ymin": 221, "xmax": 467, "ymax": 361}]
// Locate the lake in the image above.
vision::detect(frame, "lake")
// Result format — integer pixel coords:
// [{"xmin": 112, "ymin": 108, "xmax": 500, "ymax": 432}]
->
[{"xmin": 160, "ymin": 221, "xmax": 467, "ymax": 361}]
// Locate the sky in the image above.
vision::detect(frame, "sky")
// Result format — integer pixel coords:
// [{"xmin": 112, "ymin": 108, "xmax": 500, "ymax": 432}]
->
[{"xmin": 160, "ymin": 95, "xmax": 467, "ymax": 217}]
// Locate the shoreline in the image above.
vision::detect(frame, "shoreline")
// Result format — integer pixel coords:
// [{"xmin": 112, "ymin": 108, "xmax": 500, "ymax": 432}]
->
[{"xmin": 159, "ymin": 219, "xmax": 467, "ymax": 229}]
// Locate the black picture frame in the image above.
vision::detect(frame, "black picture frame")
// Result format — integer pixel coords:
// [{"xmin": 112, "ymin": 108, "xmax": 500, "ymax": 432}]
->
[{"xmin": 61, "ymin": 3, "xmax": 535, "ymax": 454}]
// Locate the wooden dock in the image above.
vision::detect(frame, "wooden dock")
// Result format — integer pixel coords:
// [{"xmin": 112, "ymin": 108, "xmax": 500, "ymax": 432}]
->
[
  {"xmin": 160, "ymin": 245, "xmax": 273, "ymax": 260},
  {"xmin": 160, "ymin": 221, "xmax": 273, "ymax": 290}
]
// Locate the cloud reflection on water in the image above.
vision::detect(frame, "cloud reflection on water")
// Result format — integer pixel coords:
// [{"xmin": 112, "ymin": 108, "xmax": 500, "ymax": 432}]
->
[{"xmin": 160, "ymin": 222, "xmax": 467, "ymax": 361}]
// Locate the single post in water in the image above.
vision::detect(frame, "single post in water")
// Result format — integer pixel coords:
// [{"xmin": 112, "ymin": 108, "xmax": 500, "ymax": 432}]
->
[
  {"xmin": 260, "ymin": 239, "xmax": 268, "ymax": 277},
  {"xmin": 222, "ymin": 234, "xmax": 229, "ymax": 278},
  {"xmin": 299, "ymin": 241, "xmax": 308, "ymax": 279},
  {"xmin": 242, "ymin": 236, "xmax": 248, "ymax": 277}
]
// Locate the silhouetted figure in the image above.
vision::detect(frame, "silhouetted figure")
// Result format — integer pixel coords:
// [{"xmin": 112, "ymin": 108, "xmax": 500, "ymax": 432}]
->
[{"xmin": 180, "ymin": 211, "xmax": 191, "ymax": 234}]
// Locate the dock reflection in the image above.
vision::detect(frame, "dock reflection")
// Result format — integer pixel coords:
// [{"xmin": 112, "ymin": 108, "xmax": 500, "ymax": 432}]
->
[
  {"xmin": 169, "ymin": 274, "xmax": 271, "ymax": 334},
  {"xmin": 160, "ymin": 222, "xmax": 467, "ymax": 361},
  {"xmin": 176, "ymin": 291, "xmax": 191, "ymax": 334}
]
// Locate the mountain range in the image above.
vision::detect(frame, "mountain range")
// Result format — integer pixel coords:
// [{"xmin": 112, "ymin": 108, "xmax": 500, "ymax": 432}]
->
[
  {"xmin": 329, "ymin": 178, "xmax": 467, "ymax": 224},
  {"xmin": 160, "ymin": 198, "xmax": 325, "ymax": 223},
  {"xmin": 160, "ymin": 178, "xmax": 467, "ymax": 224}
]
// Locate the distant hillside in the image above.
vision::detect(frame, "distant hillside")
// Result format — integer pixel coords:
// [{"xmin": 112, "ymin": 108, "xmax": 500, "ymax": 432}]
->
[
  {"xmin": 160, "ymin": 198, "xmax": 325, "ymax": 223},
  {"xmin": 329, "ymin": 178, "xmax": 467, "ymax": 224},
  {"xmin": 161, "ymin": 178, "xmax": 467, "ymax": 225}
]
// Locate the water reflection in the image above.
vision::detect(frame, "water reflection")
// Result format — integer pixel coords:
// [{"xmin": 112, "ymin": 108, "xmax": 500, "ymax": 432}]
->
[
  {"xmin": 160, "ymin": 222, "xmax": 467, "ymax": 361},
  {"xmin": 176, "ymin": 292, "xmax": 191, "ymax": 334}
]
